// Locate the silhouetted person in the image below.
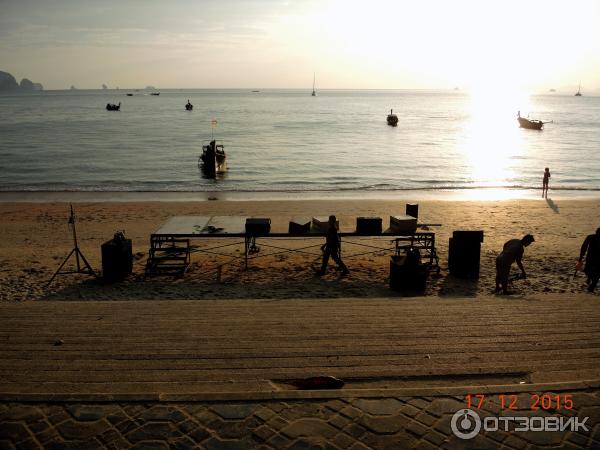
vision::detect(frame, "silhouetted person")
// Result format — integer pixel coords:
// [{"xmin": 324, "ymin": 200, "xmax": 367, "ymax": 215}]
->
[
  {"xmin": 579, "ymin": 228, "xmax": 600, "ymax": 293},
  {"xmin": 316, "ymin": 215, "xmax": 349, "ymax": 276},
  {"xmin": 542, "ymin": 167, "xmax": 551, "ymax": 198},
  {"xmin": 495, "ymin": 234, "xmax": 535, "ymax": 294}
]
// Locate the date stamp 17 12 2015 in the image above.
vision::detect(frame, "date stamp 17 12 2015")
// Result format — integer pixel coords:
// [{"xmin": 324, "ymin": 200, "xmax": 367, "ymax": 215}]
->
[{"xmin": 466, "ymin": 393, "xmax": 575, "ymax": 410}]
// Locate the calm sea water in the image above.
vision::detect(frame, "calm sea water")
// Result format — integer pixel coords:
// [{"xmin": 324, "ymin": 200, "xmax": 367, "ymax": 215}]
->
[{"xmin": 0, "ymin": 89, "xmax": 599, "ymax": 194}]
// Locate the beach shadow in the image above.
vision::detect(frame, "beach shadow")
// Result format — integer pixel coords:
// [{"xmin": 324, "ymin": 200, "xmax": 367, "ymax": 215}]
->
[
  {"xmin": 40, "ymin": 270, "xmax": 396, "ymax": 302},
  {"xmin": 436, "ymin": 272, "xmax": 480, "ymax": 297},
  {"xmin": 546, "ymin": 197, "xmax": 559, "ymax": 213}
]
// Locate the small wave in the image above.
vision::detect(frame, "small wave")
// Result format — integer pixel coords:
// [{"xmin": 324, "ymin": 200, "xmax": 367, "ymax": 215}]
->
[{"xmin": 4, "ymin": 185, "xmax": 600, "ymax": 193}]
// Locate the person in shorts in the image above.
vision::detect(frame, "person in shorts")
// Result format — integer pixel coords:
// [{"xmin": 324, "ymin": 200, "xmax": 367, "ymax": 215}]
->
[{"xmin": 495, "ymin": 234, "xmax": 535, "ymax": 294}]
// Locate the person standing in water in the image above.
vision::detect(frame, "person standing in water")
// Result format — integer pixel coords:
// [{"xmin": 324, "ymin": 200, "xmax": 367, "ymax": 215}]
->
[{"xmin": 542, "ymin": 167, "xmax": 551, "ymax": 198}]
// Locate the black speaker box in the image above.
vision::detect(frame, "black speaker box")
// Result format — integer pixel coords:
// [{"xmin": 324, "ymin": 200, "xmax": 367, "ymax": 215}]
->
[
  {"xmin": 356, "ymin": 217, "xmax": 382, "ymax": 235},
  {"xmin": 101, "ymin": 238, "xmax": 132, "ymax": 282},
  {"xmin": 245, "ymin": 218, "xmax": 271, "ymax": 236}
]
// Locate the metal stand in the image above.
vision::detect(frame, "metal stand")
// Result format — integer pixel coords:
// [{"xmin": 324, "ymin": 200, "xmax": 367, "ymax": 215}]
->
[{"xmin": 47, "ymin": 204, "xmax": 97, "ymax": 286}]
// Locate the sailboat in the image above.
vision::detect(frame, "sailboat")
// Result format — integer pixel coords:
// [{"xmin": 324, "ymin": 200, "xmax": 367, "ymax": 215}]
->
[
  {"xmin": 575, "ymin": 82, "xmax": 582, "ymax": 97},
  {"xmin": 311, "ymin": 73, "xmax": 317, "ymax": 97}
]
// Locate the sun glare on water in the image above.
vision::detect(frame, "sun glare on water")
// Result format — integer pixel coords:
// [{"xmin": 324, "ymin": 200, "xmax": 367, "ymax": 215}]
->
[{"xmin": 458, "ymin": 88, "xmax": 532, "ymax": 199}]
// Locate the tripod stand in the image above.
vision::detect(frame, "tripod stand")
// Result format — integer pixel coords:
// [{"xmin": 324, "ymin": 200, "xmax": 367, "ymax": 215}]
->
[{"xmin": 47, "ymin": 204, "xmax": 97, "ymax": 286}]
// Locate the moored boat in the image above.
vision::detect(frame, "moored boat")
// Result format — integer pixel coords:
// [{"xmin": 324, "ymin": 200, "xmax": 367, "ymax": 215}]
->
[
  {"xmin": 106, "ymin": 102, "xmax": 121, "ymax": 111},
  {"xmin": 185, "ymin": 100, "xmax": 193, "ymax": 111},
  {"xmin": 387, "ymin": 109, "xmax": 398, "ymax": 126},
  {"xmin": 199, "ymin": 140, "xmax": 227, "ymax": 176},
  {"xmin": 517, "ymin": 111, "xmax": 543, "ymax": 130}
]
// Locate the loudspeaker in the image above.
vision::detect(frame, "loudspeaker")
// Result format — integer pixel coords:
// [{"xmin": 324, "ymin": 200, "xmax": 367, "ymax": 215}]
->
[
  {"xmin": 245, "ymin": 218, "xmax": 271, "ymax": 236},
  {"xmin": 448, "ymin": 230, "xmax": 484, "ymax": 279},
  {"xmin": 406, "ymin": 203, "xmax": 419, "ymax": 220},
  {"xmin": 289, "ymin": 217, "xmax": 311, "ymax": 234},
  {"xmin": 356, "ymin": 217, "xmax": 382, "ymax": 235},
  {"xmin": 101, "ymin": 238, "xmax": 132, "ymax": 282}
]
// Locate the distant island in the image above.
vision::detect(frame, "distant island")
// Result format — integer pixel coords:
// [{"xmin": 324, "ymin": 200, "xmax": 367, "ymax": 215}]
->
[{"xmin": 0, "ymin": 70, "xmax": 43, "ymax": 91}]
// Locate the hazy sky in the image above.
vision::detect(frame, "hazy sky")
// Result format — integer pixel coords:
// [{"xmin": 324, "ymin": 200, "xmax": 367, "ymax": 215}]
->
[{"xmin": 1, "ymin": 0, "xmax": 599, "ymax": 91}]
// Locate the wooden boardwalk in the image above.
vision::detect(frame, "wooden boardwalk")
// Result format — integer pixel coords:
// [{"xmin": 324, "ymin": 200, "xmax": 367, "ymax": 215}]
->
[{"xmin": 1, "ymin": 294, "xmax": 599, "ymax": 398}]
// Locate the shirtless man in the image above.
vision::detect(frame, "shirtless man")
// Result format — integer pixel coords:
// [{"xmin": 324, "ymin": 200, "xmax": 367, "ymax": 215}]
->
[
  {"xmin": 495, "ymin": 234, "xmax": 535, "ymax": 294},
  {"xmin": 579, "ymin": 228, "xmax": 600, "ymax": 293}
]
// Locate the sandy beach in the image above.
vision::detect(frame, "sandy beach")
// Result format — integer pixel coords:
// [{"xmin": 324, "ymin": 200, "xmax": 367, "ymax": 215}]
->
[{"xmin": 0, "ymin": 198, "xmax": 598, "ymax": 302}]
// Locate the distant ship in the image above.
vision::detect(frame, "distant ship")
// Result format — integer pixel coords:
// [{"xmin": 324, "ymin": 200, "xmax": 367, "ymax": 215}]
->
[
  {"xmin": 311, "ymin": 73, "xmax": 317, "ymax": 97},
  {"xmin": 575, "ymin": 82, "xmax": 582, "ymax": 96}
]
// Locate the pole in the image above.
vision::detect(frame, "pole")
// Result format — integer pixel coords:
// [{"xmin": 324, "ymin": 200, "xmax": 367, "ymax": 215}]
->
[{"xmin": 70, "ymin": 204, "xmax": 81, "ymax": 271}]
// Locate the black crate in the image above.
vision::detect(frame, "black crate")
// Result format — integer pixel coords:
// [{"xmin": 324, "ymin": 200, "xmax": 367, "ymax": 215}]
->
[
  {"xmin": 245, "ymin": 218, "xmax": 271, "ymax": 236},
  {"xmin": 101, "ymin": 238, "xmax": 132, "ymax": 282},
  {"xmin": 356, "ymin": 217, "xmax": 382, "ymax": 235}
]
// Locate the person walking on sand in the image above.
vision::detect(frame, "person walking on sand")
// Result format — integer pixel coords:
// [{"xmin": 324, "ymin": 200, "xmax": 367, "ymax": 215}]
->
[
  {"xmin": 542, "ymin": 167, "xmax": 551, "ymax": 198},
  {"xmin": 578, "ymin": 227, "xmax": 600, "ymax": 293},
  {"xmin": 495, "ymin": 234, "xmax": 535, "ymax": 294},
  {"xmin": 316, "ymin": 215, "xmax": 349, "ymax": 276}
]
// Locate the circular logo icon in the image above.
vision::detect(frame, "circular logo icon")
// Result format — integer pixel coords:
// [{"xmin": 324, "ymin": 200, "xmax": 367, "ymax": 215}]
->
[{"xmin": 451, "ymin": 409, "xmax": 481, "ymax": 440}]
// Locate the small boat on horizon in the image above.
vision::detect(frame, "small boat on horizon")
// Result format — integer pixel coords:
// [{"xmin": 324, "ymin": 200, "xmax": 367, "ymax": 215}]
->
[
  {"xmin": 517, "ymin": 111, "xmax": 544, "ymax": 130},
  {"xmin": 185, "ymin": 100, "xmax": 193, "ymax": 111},
  {"xmin": 575, "ymin": 82, "xmax": 582, "ymax": 96},
  {"xmin": 387, "ymin": 109, "xmax": 398, "ymax": 126},
  {"xmin": 199, "ymin": 140, "xmax": 227, "ymax": 177},
  {"xmin": 126, "ymin": 93, "xmax": 133, "ymax": 96},
  {"xmin": 106, "ymin": 102, "xmax": 121, "ymax": 111},
  {"xmin": 150, "ymin": 92, "xmax": 160, "ymax": 96},
  {"xmin": 311, "ymin": 73, "xmax": 317, "ymax": 97}
]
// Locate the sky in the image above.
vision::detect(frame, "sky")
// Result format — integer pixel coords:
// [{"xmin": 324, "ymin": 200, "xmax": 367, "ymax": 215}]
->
[{"xmin": 1, "ymin": 0, "xmax": 599, "ymax": 91}]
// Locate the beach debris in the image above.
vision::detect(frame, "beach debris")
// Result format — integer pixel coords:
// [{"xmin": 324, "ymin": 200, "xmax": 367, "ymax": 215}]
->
[{"xmin": 288, "ymin": 376, "xmax": 345, "ymax": 390}]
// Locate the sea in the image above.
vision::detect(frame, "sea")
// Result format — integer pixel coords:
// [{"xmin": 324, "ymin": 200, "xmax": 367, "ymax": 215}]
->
[{"xmin": 0, "ymin": 89, "xmax": 599, "ymax": 199}]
